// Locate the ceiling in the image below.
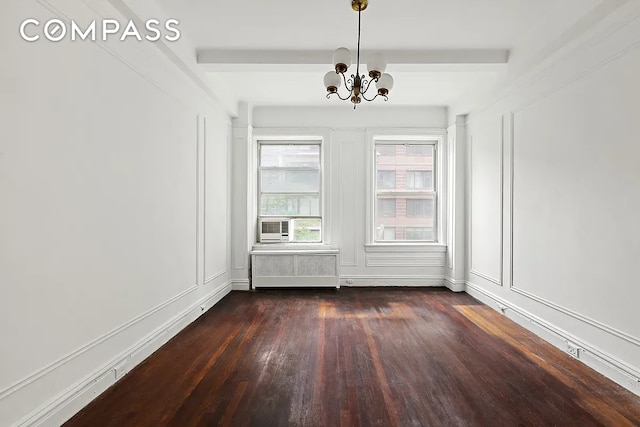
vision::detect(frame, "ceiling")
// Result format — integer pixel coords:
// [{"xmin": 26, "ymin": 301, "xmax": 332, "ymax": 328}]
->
[{"xmin": 158, "ymin": 0, "xmax": 606, "ymax": 107}]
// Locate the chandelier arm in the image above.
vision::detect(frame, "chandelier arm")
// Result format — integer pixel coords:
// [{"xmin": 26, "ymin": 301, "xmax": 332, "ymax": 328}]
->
[
  {"xmin": 361, "ymin": 75, "xmax": 377, "ymax": 96},
  {"xmin": 328, "ymin": 83, "xmax": 354, "ymax": 101},
  {"xmin": 360, "ymin": 91, "xmax": 388, "ymax": 103},
  {"xmin": 360, "ymin": 91, "xmax": 379, "ymax": 102},
  {"xmin": 334, "ymin": 90, "xmax": 354, "ymax": 101},
  {"xmin": 343, "ymin": 72, "xmax": 354, "ymax": 91}
]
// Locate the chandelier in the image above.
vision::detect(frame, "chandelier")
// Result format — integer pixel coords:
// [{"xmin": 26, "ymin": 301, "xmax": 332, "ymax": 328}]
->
[{"xmin": 324, "ymin": 0, "xmax": 394, "ymax": 109}]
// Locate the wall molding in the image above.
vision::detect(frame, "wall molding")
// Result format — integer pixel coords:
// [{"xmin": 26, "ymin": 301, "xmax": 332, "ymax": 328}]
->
[
  {"xmin": 202, "ymin": 116, "xmax": 208, "ymax": 286},
  {"xmin": 446, "ymin": 131, "xmax": 456, "ymax": 272},
  {"xmin": 338, "ymin": 140, "xmax": 359, "ymax": 267},
  {"xmin": 205, "ymin": 269, "xmax": 229, "ymax": 285},
  {"xmin": 468, "ymin": 116, "xmax": 505, "ymax": 286},
  {"xmin": 363, "ymin": 244, "xmax": 446, "ymax": 253},
  {"xmin": 508, "ymin": 112, "xmax": 640, "ymax": 348},
  {"xmin": 365, "ymin": 254, "xmax": 445, "ymax": 267},
  {"xmin": 231, "ymin": 280, "xmax": 251, "ymax": 291},
  {"xmin": 15, "ymin": 281, "xmax": 233, "ymax": 427},
  {"xmin": 465, "ymin": 281, "xmax": 640, "ymax": 395},
  {"xmin": 0, "ymin": 283, "xmax": 199, "ymax": 402},
  {"xmin": 196, "ymin": 115, "xmax": 203, "ymax": 286},
  {"xmin": 340, "ymin": 275, "xmax": 445, "ymax": 287},
  {"xmin": 445, "ymin": 277, "xmax": 466, "ymax": 293}
]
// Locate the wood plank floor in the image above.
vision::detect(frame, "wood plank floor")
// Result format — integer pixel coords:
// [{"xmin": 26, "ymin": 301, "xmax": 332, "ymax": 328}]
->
[{"xmin": 65, "ymin": 288, "xmax": 640, "ymax": 426}]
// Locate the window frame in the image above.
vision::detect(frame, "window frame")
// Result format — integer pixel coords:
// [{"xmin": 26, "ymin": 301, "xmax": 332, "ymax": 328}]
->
[
  {"xmin": 366, "ymin": 130, "xmax": 445, "ymax": 246},
  {"xmin": 256, "ymin": 138, "xmax": 325, "ymax": 244}
]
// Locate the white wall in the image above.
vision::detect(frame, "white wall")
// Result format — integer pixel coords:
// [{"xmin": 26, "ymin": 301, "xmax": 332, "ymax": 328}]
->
[
  {"xmin": 231, "ymin": 106, "xmax": 453, "ymax": 287},
  {"xmin": 457, "ymin": 2, "xmax": 640, "ymax": 394},
  {"xmin": 0, "ymin": 1, "xmax": 233, "ymax": 425}
]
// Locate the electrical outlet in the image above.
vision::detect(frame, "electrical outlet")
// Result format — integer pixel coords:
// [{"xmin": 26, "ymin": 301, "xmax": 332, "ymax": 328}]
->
[
  {"xmin": 114, "ymin": 359, "xmax": 129, "ymax": 380},
  {"xmin": 346, "ymin": 279, "xmax": 354, "ymax": 284},
  {"xmin": 200, "ymin": 304, "xmax": 206, "ymax": 312},
  {"xmin": 567, "ymin": 342, "xmax": 581, "ymax": 359}
]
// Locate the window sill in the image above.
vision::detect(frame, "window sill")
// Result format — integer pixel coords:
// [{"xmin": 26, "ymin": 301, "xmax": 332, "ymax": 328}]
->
[
  {"xmin": 251, "ymin": 243, "xmax": 338, "ymax": 255},
  {"xmin": 364, "ymin": 243, "xmax": 446, "ymax": 253}
]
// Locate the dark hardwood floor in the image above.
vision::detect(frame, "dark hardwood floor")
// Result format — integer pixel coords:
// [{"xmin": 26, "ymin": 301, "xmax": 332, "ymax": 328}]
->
[{"xmin": 65, "ymin": 288, "xmax": 640, "ymax": 426}]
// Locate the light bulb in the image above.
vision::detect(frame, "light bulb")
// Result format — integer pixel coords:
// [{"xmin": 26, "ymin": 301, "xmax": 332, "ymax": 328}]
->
[
  {"xmin": 332, "ymin": 47, "xmax": 351, "ymax": 73},
  {"xmin": 367, "ymin": 53, "xmax": 387, "ymax": 78},
  {"xmin": 376, "ymin": 73, "xmax": 394, "ymax": 95},
  {"xmin": 324, "ymin": 71, "xmax": 341, "ymax": 92}
]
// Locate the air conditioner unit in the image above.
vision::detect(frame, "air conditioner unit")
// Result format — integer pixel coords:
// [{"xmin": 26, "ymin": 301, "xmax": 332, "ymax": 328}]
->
[{"xmin": 259, "ymin": 218, "xmax": 290, "ymax": 243}]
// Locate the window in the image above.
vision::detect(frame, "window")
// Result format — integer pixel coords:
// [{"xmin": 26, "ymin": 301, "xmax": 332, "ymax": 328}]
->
[
  {"xmin": 258, "ymin": 142, "xmax": 322, "ymax": 242},
  {"xmin": 374, "ymin": 142, "xmax": 437, "ymax": 242}
]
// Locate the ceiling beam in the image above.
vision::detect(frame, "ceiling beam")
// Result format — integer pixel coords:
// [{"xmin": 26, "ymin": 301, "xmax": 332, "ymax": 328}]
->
[{"xmin": 197, "ymin": 49, "xmax": 510, "ymax": 72}]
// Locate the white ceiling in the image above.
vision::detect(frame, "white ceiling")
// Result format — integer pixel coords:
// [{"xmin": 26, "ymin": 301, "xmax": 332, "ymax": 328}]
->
[{"xmin": 158, "ymin": 0, "xmax": 606, "ymax": 107}]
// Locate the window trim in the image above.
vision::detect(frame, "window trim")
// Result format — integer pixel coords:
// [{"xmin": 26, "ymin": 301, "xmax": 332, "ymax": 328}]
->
[{"xmin": 366, "ymin": 129, "xmax": 446, "ymax": 246}]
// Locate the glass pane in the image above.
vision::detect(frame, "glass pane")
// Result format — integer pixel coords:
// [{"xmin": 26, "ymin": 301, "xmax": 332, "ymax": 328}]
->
[
  {"xmin": 376, "ymin": 144, "xmax": 434, "ymax": 191},
  {"xmin": 260, "ymin": 194, "xmax": 320, "ymax": 216},
  {"xmin": 406, "ymin": 227, "xmax": 435, "ymax": 241},
  {"xmin": 407, "ymin": 145, "xmax": 433, "ymax": 156},
  {"xmin": 291, "ymin": 218, "xmax": 321, "ymax": 242},
  {"xmin": 375, "ymin": 195, "xmax": 435, "ymax": 241},
  {"xmin": 260, "ymin": 145, "xmax": 320, "ymax": 168},
  {"xmin": 406, "ymin": 171, "xmax": 433, "ymax": 190},
  {"xmin": 406, "ymin": 198, "xmax": 434, "ymax": 218},
  {"xmin": 261, "ymin": 170, "xmax": 320, "ymax": 193},
  {"xmin": 376, "ymin": 145, "xmax": 396, "ymax": 156},
  {"xmin": 377, "ymin": 198, "xmax": 396, "ymax": 218},
  {"xmin": 377, "ymin": 170, "xmax": 396, "ymax": 189}
]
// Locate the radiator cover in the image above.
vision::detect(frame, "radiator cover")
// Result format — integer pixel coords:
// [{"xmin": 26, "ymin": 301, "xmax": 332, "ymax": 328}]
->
[{"xmin": 251, "ymin": 249, "xmax": 340, "ymax": 288}]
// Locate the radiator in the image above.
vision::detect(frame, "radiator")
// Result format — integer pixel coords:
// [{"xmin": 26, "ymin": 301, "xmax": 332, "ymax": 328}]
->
[{"xmin": 251, "ymin": 249, "xmax": 340, "ymax": 288}]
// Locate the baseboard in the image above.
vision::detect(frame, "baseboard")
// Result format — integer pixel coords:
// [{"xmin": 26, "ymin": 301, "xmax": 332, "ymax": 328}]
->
[
  {"xmin": 231, "ymin": 280, "xmax": 250, "ymax": 291},
  {"xmin": 340, "ymin": 275, "xmax": 445, "ymax": 287},
  {"xmin": 465, "ymin": 281, "xmax": 640, "ymax": 396},
  {"xmin": 444, "ymin": 277, "xmax": 466, "ymax": 293},
  {"xmin": 15, "ymin": 281, "xmax": 233, "ymax": 427}
]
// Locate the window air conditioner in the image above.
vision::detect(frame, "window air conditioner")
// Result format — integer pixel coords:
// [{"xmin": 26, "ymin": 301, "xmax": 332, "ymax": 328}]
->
[{"xmin": 259, "ymin": 218, "xmax": 290, "ymax": 243}]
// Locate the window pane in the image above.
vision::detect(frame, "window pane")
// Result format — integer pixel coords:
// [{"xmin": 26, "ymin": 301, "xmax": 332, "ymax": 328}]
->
[
  {"xmin": 406, "ymin": 227, "xmax": 435, "ymax": 241},
  {"xmin": 291, "ymin": 218, "xmax": 321, "ymax": 242},
  {"xmin": 260, "ymin": 194, "xmax": 320, "ymax": 216},
  {"xmin": 260, "ymin": 145, "xmax": 320, "ymax": 168},
  {"xmin": 406, "ymin": 198, "xmax": 434, "ymax": 218},
  {"xmin": 377, "ymin": 170, "xmax": 396, "ymax": 189},
  {"xmin": 407, "ymin": 145, "xmax": 433, "ymax": 156},
  {"xmin": 383, "ymin": 227, "xmax": 396, "ymax": 241},
  {"xmin": 261, "ymin": 170, "xmax": 320, "ymax": 193},
  {"xmin": 376, "ymin": 144, "xmax": 433, "ymax": 190},
  {"xmin": 377, "ymin": 198, "xmax": 396, "ymax": 218},
  {"xmin": 376, "ymin": 145, "xmax": 396, "ymax": 156},
  {"xmin": 406, "ymin": 171, "xmax": 433, "ymax": 190},
  {"xmin": 375, "ymin": 196, "xmax": 435, "ymax": 242}
]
